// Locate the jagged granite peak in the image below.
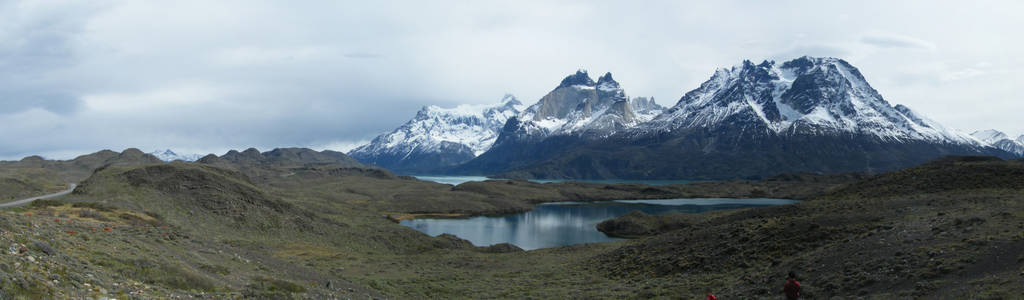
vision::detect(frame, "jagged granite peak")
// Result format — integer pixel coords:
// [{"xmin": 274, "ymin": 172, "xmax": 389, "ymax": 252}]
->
[
  {"xmin": 596, "ymin": 72, "xmax": 619, "ymax": 90},
  {"xmin": 347, "ymin": 94, "xmax": 523, "ymax": 172},
  {"xmin": 643, "ymin": 56, "xmax": 978, "ymax": 145},
  {"xmin": 596, "ymin": 72, "xmax": 627, "ymax": 103},
  {"xmin": 512, "ymin": 69, "xmax": 654, "ymax": 138},
  {"xmin": 460, "ymin": 57, "xmax": 1013, "ymax": 180},
  {"xmin": 557, "ymin": 69, "xmax": 596, "ymax": 89},
  {"xmin": 526, "ymin": 71, "xmax": 601, "ymax": 121},
  {"xmin": 630, "ymin": 97, "xmax": 665, "ymax": 123},
  {"xmin": 458, "ymin": 70, "xmax": 661, "ymax": 175}
]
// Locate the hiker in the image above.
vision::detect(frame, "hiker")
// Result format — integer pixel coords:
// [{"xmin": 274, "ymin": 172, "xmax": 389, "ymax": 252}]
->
[
  {"xmin": 784, "ymin": 271, "xmax": 801, "ymax": 299},
  {"xmin": 705, "ymin": 289, "xmax": 718, "ymax": 300}
]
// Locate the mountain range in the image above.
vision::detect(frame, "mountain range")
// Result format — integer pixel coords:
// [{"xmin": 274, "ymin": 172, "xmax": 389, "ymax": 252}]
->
[
  {"xmin": 351, "ymin": 56, "xmax": 1018, "ymax": 179},
  {"xmin": 347, "ymin": 95, "xmax": 523, "ymax": 172},
  {"xmin": 350, "ymin": 71, "xmax": 663, "ymax": 173},
  {"xmin": 970, "ymin": 129, "xmax": 1024, "ymax": 156}
]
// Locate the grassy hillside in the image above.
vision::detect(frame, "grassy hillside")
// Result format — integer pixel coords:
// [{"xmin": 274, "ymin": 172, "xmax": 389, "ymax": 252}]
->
[
  {"xmin": 4, "ymin": 151, "xmax": 1019, "ymax": 298},
  {"xmin": 592, "ymin": 156, "xmax": 1024, "ymax": 298},
  {"xmin": 0, "ymin": 167, "xmax": 66, "ymax": 201}
]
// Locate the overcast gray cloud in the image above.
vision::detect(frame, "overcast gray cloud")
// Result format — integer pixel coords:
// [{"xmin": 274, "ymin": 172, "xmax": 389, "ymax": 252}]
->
[{"xmin": 1, "ymin": 0, "xmax": 1023, "ymax": 159}]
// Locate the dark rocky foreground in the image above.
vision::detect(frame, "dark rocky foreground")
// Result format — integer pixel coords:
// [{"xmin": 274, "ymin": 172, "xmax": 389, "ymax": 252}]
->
[
  {"xmin": 0, "ymin": 150, "xmax": 1021, "ymax": 298},
  {"xmin": 594, "ymin": 156, "xmax": 1024, "ymax": 298}
]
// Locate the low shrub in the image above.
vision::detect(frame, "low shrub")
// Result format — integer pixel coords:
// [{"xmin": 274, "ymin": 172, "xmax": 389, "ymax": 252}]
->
[{"xmin": 71, "ymin": 202, "xmax": 114, "ymax": 212}]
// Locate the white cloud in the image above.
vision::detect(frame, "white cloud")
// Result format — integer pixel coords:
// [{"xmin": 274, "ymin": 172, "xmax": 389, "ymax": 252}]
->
[
  {"xmin": 1, "ymin": 0, "xmax": 1023, "ymax": 159},
  {"xmin": 861, "ymin": 33, "xmax": 936, "ymax": 50},
  {"xmin": 312, "ymin": 140, "xmax": 372, "ymax": 153}
]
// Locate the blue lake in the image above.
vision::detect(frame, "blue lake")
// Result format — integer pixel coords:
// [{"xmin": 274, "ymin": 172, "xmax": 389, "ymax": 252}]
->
[
  {"xmin": 400, "ymin": 198, "xmax": 797, "ymax": 250},
  {"xmin": 412, "ymin": 175, "xmax": 693, "ymax": 186}
]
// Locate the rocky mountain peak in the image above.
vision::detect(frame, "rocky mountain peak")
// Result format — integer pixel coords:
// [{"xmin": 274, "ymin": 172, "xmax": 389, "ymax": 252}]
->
[
  {"xmin": 499, "ymin": 94, "xmax": 522, "ymax": 106},
  {"xmin": 971, "ymin": 129, "xmax": 1009, "ymax": 144},
  {"xmin": 646, "ymin": 56, "xmax": 978, "ymax": 145},
  {"xmin": 148, "ymin": 149, "xmax": 203, "ymax": 162},
  {"xmin": 630, "ymin": 97, "xmax": 661, "ymax": 111},
  {"xmin": 597, "ymin": 72, "xmax": 617, "ymax": 85},
  {"xmin": 348, "ymin": 94, "xmax": 523, "ymax": 172},
  {"xmin": 557, "ymin": 69, "xmax": 595, "ymax": 89},
  {"xmin": 969, "ymin": 129, "xmax": 1024, "ymax": 155}
]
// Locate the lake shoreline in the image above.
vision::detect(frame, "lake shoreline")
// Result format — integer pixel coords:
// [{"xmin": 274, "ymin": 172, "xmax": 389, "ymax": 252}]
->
[{"xmin": 399, "ymin": 198, "xmax": 798, "ymax": 250}]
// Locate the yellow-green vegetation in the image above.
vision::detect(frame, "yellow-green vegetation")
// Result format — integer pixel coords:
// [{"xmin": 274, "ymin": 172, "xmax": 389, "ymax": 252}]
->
[
  {"xmin": 1, "ymin": 150, "xmax": 1020, "ymax": 298},
  {"xmin": 0, "ymin": 168, "xmax": 66, "ymax": 201}
]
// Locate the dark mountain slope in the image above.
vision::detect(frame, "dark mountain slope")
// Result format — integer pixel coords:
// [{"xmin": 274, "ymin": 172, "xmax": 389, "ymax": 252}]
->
[{"xmin": 498, "ymin": 129, "xmax": 1009, "ymax": 180}]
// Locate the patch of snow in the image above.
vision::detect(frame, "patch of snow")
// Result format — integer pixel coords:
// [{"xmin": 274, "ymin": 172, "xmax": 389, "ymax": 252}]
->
[
  {"xmin": 148, "ymin": 149, "xmax": 203, "ymax": 162},
  {"xmin": 776, "ymin": 102, "xmax": 803, "ymax": 121},
  {"xmin": 350, "ymin": 95, "xmax": 522, "ymax": 160},
  {"xmin": 971, "ymin": 129, "xmax": 1009, "ymax": 144},
  {"xmin": 643, "ymin": 57, "xmax": 983, "ymax": 147}
]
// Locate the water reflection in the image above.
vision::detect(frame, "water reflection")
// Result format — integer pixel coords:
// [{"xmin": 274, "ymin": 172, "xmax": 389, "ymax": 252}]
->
[
  {"xmin": 400, "ymin": 198, "xmax": 797, "ymax": 250},
  {"xmin": 411, "ymin": 175, "xmax": 693, "ymax": 186}
]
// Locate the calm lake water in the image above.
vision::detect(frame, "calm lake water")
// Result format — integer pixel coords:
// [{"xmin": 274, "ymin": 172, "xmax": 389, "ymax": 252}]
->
[
  {"xmin": 412, "ymin": 175, "xmax": 692, "ymax": 186},
  {"xmin": 400, "ymin": 198, "xmax": 797, "ymax": 250}
]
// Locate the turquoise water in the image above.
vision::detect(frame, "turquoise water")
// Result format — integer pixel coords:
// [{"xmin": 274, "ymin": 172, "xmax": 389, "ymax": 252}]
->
[
  {"xmin": 400, "ymin": 198, "xmax": 797, "ymax": 250},
  {"xmin": 412, "ymin": 175, "xmax": 692, "ymax": 186}
]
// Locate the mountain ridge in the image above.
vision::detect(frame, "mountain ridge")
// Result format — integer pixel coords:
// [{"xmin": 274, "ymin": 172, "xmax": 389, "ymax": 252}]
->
[
  {"xmin": 348, "ymin": 94, "xmax": 523, "ymax": 173},
  {"xmin": 469, "ymin": 56, "xmax": 1012, "ymax": 179},
  {"xmin": 350, "ymin": 56, "xmax": 1015, "ymax": 179},
  {"xmin": 971, "ymin": 129, "xmax": 1024, "ymax": 156}
]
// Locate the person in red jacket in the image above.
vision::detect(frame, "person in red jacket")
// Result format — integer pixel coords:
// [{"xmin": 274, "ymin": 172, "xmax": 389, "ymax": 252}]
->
[
  {"xmin": 705, "ymin": 288, "xmax": 718, "ymax": 300},
  {"xmin": 784, "ymin": 271, "xmax": 801, "ymax": 299}
]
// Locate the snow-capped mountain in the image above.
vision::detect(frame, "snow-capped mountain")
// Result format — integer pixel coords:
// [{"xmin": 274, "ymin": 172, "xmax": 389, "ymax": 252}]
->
[
  {"xmin": 453, "ymin": 70, "xmax": 662, "ymax": 175},
  {"xmin": 971, "ymin": 129, "xmax": 1010, "ymax": 144},
  {"xmin": 515, "ymin": 70, "xmax": 663, "ymax": 138},
  {"xmin": 348, "ymin": 94, "xmax": 522, "ymax": 172},
  {"xmin": 148, "ymin": 149, "xmax": 203, "ymax": 162},
  {"xmin": 354, "ymin": 70, "xmax": 660, "ymax": 173},
  {"xmin": 354, "ymin": 57, "xmax": 1011, "ymax": 179},
  {"xmin": 642, "ymin": 57, "xmax": 978, "ymax": 145},
  {"xmin": 461, "ymin": 56, "xmax": 1010, "ymax": 179},
  {"xmin": 971, "ymin": 130, "xmax": 1024, "ymax": 156}
]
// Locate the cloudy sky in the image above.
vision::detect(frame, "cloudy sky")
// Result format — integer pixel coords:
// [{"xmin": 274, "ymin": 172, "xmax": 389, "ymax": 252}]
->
[{"xmin": 2, "ymin": 0, "xmax": 1022, "ymax": 159}]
